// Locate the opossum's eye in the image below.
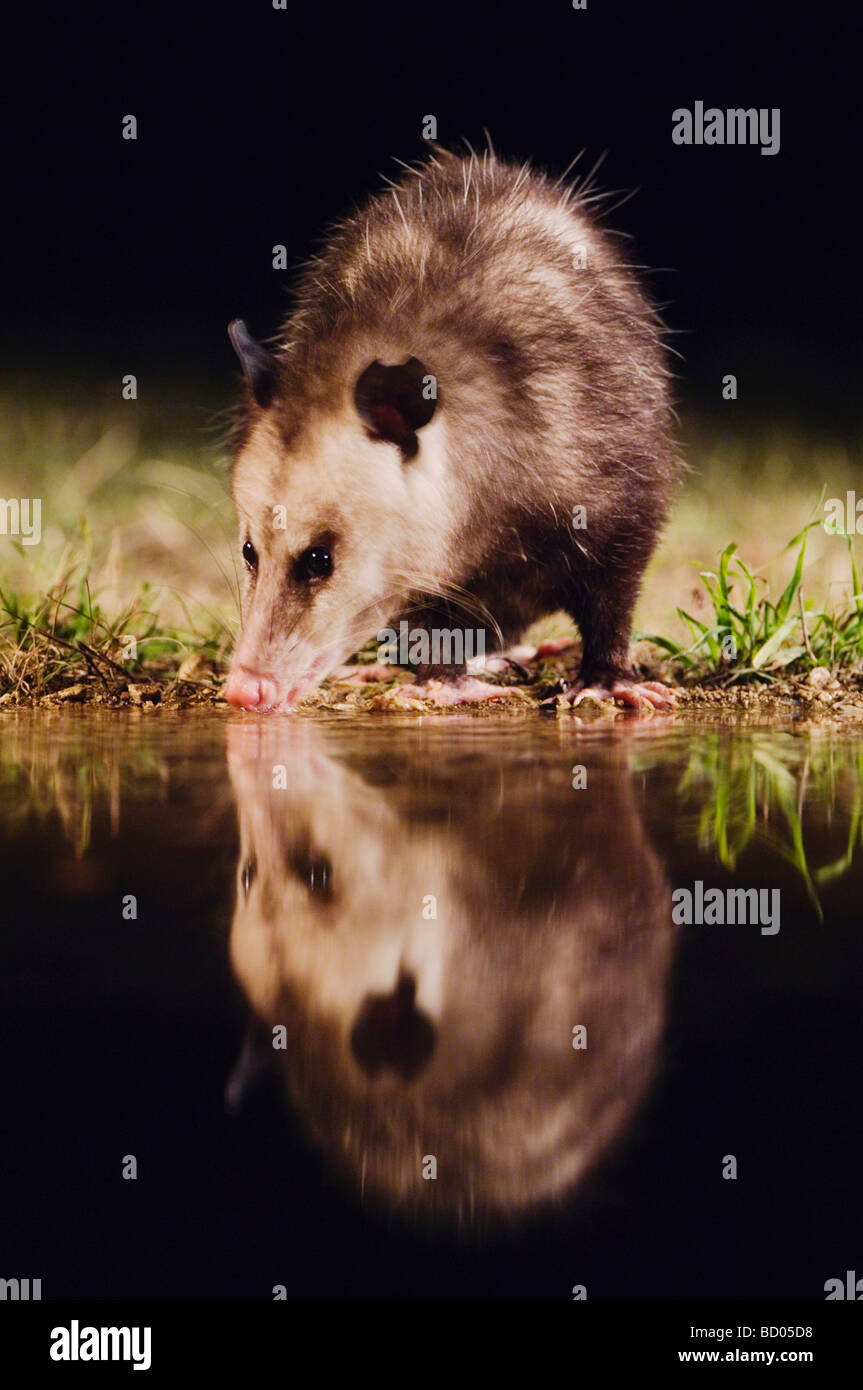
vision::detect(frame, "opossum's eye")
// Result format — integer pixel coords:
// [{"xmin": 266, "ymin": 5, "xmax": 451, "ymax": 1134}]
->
[
  {"xmin": 242, "ymin": 539, "xmax": 258, "ymax": 573},
  {"xmin": 294, "ymin": 544, "xmax": 333, "ymax": 584},
  {"xmin": 241, "ymin": 856, "xmax": 257, "ymax": 897}
]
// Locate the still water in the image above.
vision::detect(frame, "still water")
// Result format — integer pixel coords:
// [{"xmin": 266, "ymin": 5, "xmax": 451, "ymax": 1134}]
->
[{"xmin": 1, "ymin": 709, "xmax": 861, "ymax": 1299}]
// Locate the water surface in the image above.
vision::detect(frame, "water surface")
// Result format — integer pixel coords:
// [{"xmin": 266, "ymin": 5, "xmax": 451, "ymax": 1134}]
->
[{"xmin": 1, "ymin": 709, "xmax": 860, "ymax": 1299}]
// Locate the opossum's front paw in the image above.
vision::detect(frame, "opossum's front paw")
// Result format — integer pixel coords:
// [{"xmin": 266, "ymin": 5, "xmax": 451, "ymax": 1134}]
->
[{"xmin": 547, "ymin": 678, "xmax": 676, "ymax": 714}]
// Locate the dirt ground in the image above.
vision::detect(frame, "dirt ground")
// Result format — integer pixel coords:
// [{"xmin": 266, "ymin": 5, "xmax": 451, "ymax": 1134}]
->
[{"xmin": 5, "ymin": 643, "xmax": 863, "ymax": 729}]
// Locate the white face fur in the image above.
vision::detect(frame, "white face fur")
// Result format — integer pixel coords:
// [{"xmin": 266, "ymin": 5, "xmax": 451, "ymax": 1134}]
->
[{"xmin": 227, "ymin": 399, "xmax": 451, "ymax": 711}]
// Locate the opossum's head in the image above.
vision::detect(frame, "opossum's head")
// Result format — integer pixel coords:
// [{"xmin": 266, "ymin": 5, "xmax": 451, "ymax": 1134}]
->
[{"xmin": 224, "ymin": 321, "xmax": 442, "ymax": 712}]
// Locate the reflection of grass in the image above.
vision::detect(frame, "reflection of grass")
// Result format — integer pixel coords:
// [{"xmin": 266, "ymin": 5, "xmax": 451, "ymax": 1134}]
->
[
  {"xmin": 0, "ymin": 712, "xmax": 232, "ymax": 855},
  {"xmin": 0, "ymin": 720, "xmax": 162, "ymax": 854},
  {"xmin": 676, "ymin": 733, "xmax": 863, "ymax": 920},
  {"xmin": 643, "ymin": 514, "xmax": 863, "ymax": 683}
]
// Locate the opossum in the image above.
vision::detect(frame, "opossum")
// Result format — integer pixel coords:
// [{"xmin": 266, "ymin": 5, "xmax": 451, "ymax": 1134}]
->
[{"xmin": 224, "ymin": 147, "xmax": 678, "ymax": 712}]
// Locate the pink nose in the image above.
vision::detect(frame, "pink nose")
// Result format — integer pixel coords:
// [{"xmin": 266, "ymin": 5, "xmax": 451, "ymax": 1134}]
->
[{"xmin": 223, "ymin": 667, "xmax": 282, "ymax": 711}]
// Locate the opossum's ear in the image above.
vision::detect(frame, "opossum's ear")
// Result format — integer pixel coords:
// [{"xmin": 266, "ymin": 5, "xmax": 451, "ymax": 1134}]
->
[
  {"xmin": 354, "ymin": 357, "xmax": 437, "ymax": 461},
  {"xmin": 228, "ymin": 319, "xmax": 276, "ymax": 409}
]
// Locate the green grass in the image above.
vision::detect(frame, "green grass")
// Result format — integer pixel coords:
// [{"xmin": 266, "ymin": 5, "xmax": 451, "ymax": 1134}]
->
[
  {"xmin": 0, "ymin": 526, "xmax": 232, "ymax": 700},
  {"xmin": 2, "ymin": 390, "xmax": 863, "ymax": 695},
  {"xmin": 0, "ymin": 388, "xmax": 237, "ymax": 699},
  {"xmin": 4, "ymin": 512, "xmax": 863, "ymax": 700},
  {"xmin": 641, "ymin": 514, "xmax": 863, "ymax": 683}
]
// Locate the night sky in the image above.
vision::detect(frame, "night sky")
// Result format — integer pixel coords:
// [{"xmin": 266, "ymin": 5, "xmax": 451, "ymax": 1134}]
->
[{"xmin": 3, "ymin": 1, "xmax": 860, "ymax": 436}]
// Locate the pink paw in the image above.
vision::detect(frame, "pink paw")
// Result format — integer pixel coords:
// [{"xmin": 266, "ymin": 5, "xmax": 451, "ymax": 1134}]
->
[
  {"xmin": 418, "ymin": 676, "xmax": 519, "ymax": 705},
  {"xmin": 378, "ymin": 676, "xmax": 522, "ymax": 708},
  {"xmin": 548, "ymin": 678, "xmax": 676, "ymax": 713}
]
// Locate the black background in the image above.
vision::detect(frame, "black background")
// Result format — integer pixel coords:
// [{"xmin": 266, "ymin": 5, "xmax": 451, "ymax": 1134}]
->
[{"xmin": 2, "ymin": 1, "xmax": 860, "ymax": 436}]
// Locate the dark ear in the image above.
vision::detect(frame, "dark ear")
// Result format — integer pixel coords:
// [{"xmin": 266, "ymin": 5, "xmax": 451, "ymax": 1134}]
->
[
  {"xmin": 228, "ymin": 319, "xmax": 276, "ymax": 409},
  {"xmin": 354, "ymin": 357, "xmax": 437, "ymax": 461}
]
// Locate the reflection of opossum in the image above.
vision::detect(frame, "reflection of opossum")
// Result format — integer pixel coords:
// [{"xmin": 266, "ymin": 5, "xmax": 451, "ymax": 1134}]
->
[
  {"xmin": 224, "ymin": 149, "xmax": 678, "ymax": 712},
  {"xmin": 226, "ymin": 722, "xmax": 675, "ymax": 1221}
]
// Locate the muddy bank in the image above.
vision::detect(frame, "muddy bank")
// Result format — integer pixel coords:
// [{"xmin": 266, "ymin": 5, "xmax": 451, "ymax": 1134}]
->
[{"xmin": 3, "ymin": 643, "xmax": 863, "ymax": 727}]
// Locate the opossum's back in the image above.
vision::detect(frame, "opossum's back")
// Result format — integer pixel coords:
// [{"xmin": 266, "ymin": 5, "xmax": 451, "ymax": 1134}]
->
[
  {"xmin": 275, "ymin": 152, "xmax": 676, "ymax": 502},
  {"xmin": 291, "ymin": 151, "xmax": 659, "ymax": 365}
]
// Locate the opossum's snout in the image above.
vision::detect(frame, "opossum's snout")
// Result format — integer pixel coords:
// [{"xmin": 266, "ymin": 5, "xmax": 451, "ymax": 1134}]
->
[
  {"xmin": 225, "ymin": 667, "xmax": 295, "ymax": 711},
  {"xmin": 224, "ymin": 656, "xmax": 331, "ymax": 712},
  {"xmin": 224, "ymin": 668, "xmax": 274, "ymax": 711}
]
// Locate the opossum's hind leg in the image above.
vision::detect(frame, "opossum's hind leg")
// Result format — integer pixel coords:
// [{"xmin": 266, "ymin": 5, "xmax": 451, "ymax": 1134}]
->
[
  {"xmin": 387, "ymin": 675, "xmax": 522, "ymax": 706},
  {"xmin": 555, "ymin": 569, "xmax": 676, "ymax": 713}
]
